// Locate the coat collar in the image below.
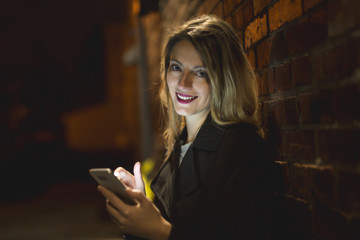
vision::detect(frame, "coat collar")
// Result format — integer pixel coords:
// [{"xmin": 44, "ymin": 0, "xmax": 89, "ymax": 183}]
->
[{"xmin": 185, "ymin": 114, "xmax": 225, "ymax": 152}]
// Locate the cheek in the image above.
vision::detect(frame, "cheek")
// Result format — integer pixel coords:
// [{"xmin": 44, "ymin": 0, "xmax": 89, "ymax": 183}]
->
[
  {"xmin": 197, "ymin": 82, "xmax": 211, "ymax": 100},
  {"xmin": 166, "ymin": 75, "xmax": 177, "ymax": 91}
]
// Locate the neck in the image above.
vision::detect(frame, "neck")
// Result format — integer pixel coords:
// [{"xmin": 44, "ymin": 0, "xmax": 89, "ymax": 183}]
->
[{"xmin": 185, "ymin": 110, "xmax": 210, "ymax": 143}]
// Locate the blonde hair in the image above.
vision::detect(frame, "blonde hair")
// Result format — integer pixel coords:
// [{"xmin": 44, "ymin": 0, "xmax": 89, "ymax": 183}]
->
[{"xmin": 159, "ymin": 15, "xmax": 259, "ymax": 157}]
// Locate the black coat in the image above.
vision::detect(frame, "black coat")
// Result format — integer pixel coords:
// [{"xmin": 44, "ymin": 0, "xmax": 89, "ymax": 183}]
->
[{"xmin": 150, "ymin": 116, "xmax": 274, "ymax": 240}]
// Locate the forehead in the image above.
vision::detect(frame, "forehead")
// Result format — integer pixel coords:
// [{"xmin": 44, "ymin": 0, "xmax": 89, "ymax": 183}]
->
[{"xmin": 169, "ymin": 40, "xmax": 204, "ymax": 66}]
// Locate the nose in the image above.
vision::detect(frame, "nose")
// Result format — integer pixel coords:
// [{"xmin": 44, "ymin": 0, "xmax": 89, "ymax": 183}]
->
[{"xmin": 178, "ymin": 71, "xmax": 192, "ymax": 89}]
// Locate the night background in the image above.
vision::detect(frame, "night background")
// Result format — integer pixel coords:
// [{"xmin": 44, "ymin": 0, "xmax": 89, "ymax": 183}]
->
[{"xmin": 1, "ymin": 0, "xmax": 360, "ymax": 239}]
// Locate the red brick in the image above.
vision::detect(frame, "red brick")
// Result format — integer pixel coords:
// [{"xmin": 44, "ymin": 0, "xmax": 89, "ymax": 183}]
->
[
  {"xmin": 298, "ymin": 90, "xmax": 334, "ymax": 124},
  {"xmin": 292, "ymin": 55, "xmax": 311, "ymax": 86},
  {"xmin": 246, "ymin": 48, "xmax": 256, "ymax": 70},
  {"xmin": 320, "ymin": 39, "xmax": 360, "ymax": 83},
  {"xmin": 202, "ymin": 0, "xmax": 221, "ymax": 14},
  {"xmin": 279, "ymin": 131, "xmax": 314, "ymax": 162},
  {"xmin": 233, "ymin": 0, "xmax": 253, "ymax": 32},
  {"xmin": 319, "ymin": 129, "xmax": 360, "ymax": 165},
  {"xmin": 275, "ymin": 61, "xmax": 292, "ymax": 91},
  {"xmin": 224, "ymin": 0, "xmax": 242, "ymax": 16},
  {"xmin": 297, "ymin": 94, "xmax": 312, "ymax": 124},
  {"xmin": 313, "ymin": 84, "xmax": 360, "ymax": 123},
  {"xmin": 262, "ymin": 100, "xmax": 285, "ymax": 148},
  {"xmin": 257, "ymin": 32, "xmax": 286, "ymax": 69},
  {"xmin": 269, "ymin": 0, "xmax": 302, "ymax": 32},
  {"xmin": 311, "ymin": 53, "xmax": 324, "ymax": 83},
  {"xmin": 258, "ymin": 70, "xmax": 264, "ymax": 97},
  {"xmin": 224, "ymin": 0, "xmax": 232, "ymax": 16},
  {"xmin": 312, "ymin": 202, "xmax": 360, "ymax": 240},
  {"xmin": 333, "ymin": 83, "xmax": 360, "ymax": 122},
  {"xmin": 274, "ymin": 160, "xmax": 290, "ymax": 192},
  {"xmin": 274, "ymin": 194, "xmax": 312, "ymax": 237},
  {"xmin": 286, "ymin": 9, "xmax": 327, "ymax": 56},
  {"xmin": 259, "ymin": 67, "xmax": 275, "ymax": 96},
  {"xmin": 237, "ymin": 31, "xmax": 244, "ymax": 47},
  {"xmin": 338, "ymin": 171, "xmax": 360, "ymax": 214},
  {"xmin": 292, "ymin": 163, "xmax": 335, "ymax": 201},
  {"xmin": 225, "ymin": 15, "xmax": 233, "ymax": 26},
  {"xmin": 298, "ymin": 84, "xmax": 360, "ymax": 125},
  {"xmin": 269, "ymin": 31, "xmax": 286, "ymax": 62},
  {"xmin": 260, "ymin": 97, "xmax": 298, "ymax": 128},
  {"xmin": 263, "ymin": 100, "xmax": 287, "ymax": 127},
  {"xmin": 253, "ymin": 0, "xmax": 272, "ymax": 15},
  {"xmin": 304, "ymin": 0, "xmax": 323, "ymax": 11},
  {"xmin": 257, "ymin": 38, "xmax": 271, "ymax": 69},
  {"xmin": 244, "ymin": 14, "xmax": 267, "ymax": 49},
  {"xmin": 212, "ymin": 1, "xmax": 223, "ymax": 17},
  {"xmin": 328, "ymin": 0, "xmax": 360, "ymax": 37},
  {"xmin": 285, "ymin": 97, "xmax": 299, "ymax": 125},
  {"xmin": 267, "ymin": 67, "xmax": 275, "ymax": 93}
]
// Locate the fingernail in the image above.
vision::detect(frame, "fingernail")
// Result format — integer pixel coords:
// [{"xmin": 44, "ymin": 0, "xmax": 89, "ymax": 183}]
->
[{"xmin": 97, "ymin": 185, "xmax": 103, "ymax": 191}]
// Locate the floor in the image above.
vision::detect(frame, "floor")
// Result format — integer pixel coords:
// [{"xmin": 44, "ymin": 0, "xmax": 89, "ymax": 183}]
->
[{"xmin": 0, "ymin": 181, "xmax": 125, "ymax": 240}]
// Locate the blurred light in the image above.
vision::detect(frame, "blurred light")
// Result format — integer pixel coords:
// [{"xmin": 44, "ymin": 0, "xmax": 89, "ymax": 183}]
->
[
  {"xmin": 115, "ymin": 133, "xmax": 129, "ymax": 148},
  {"xmin": 132, "ymin": 0, "xmax": 140, "ymax": 16}
]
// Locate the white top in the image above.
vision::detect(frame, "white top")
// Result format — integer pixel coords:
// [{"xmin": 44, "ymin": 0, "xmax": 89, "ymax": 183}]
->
[{"xmin": 179, "ymin": 142, "xmax": 192, "ymax": 166}]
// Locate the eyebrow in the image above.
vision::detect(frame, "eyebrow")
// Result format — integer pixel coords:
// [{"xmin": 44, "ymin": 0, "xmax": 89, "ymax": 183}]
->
[{"xmin": 169, "ymin": 59, "xmax": 207, "ymax": 70}]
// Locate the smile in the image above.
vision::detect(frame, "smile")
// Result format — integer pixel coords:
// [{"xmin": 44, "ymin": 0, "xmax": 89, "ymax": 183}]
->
[{"xmin": 176, "ymin": 92, "xmax": 198, "ymax": 103}]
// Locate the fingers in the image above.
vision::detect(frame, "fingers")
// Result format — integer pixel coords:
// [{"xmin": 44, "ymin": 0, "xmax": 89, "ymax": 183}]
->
[
  {"xmin": 133, "ymin": 162, "xmax": 145, "ymax": 192},
  {"xmin": 114, "ymin": 167, "xmax": 135, "ymax": 188},
  {"xmin": 106, "ymin": 199, "xmax": 128, "ymax": 227},
  {"xmin": 98, "ymin": 186, "xmax": 132, "ymax": 211}
]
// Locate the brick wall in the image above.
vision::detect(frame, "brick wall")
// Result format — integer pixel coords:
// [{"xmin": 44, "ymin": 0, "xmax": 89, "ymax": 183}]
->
[{"xmin": 144, "ymin": 0, "xmax": 360, "ymax": 238}]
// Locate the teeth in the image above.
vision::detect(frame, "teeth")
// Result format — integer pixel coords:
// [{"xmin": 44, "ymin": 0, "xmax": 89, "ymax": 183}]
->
[{"xmin": 177, "ymin": 94, "xmax": 196, "ymax": 100}]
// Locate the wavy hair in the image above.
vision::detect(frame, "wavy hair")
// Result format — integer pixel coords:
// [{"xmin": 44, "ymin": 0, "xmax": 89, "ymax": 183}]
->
[{"xmin": 159, "ymin": 14, "xmax": 260, "ymax": 157}]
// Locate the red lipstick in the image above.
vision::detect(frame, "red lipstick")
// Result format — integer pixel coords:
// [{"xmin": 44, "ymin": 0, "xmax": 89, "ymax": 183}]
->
[{"xmin": 176, "ymin": 92, "xmax": 198, "ymax": 104}]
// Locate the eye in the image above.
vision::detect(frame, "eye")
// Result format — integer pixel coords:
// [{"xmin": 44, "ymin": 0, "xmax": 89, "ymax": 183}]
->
[
  {"xmin": 195, "ymin": 70, "xmax": 208, "ymax": 78},
  {"xmin": 169, "ymin": 64, "xmax": 181, "ymax": 72}
]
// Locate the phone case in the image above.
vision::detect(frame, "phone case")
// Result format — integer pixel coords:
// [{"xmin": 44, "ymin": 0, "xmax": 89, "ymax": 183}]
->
[{"xmin": 89, "ymin": 168, "xmax": 136, "ymax": 205}]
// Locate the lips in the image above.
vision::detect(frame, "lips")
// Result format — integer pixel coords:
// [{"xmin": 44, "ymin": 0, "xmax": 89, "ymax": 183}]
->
[{"xmin": 176, "ymin": 92, "xmax": 198, "ymax": 104}]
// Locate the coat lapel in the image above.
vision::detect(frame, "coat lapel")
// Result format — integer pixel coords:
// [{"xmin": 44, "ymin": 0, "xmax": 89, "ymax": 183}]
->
[
  {"xmin": 151, "ymin": 154, "xmax": 177, "ymax": 220},
  {"xmin": 176, "ymin": 146, "xmax": 197, "ymax": 197},
  {"xmin": 176, "ymin": 115, "xmax": 225, "ymax": 199}
]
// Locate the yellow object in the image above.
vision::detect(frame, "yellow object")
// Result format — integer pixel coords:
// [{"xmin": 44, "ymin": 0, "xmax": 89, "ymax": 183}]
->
[{"xmin": 141, "ymin": 158, "xmax": 155, "ymax": 201}]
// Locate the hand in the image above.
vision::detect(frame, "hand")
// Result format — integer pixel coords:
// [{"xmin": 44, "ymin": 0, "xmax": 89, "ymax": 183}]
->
[
  {"xmin": 98, "ymin": 186, "xmax": 171, "ymax": 240},
  {"xmin": 114, "ymin": 162, "xmax": 145, "ymax": 193}
]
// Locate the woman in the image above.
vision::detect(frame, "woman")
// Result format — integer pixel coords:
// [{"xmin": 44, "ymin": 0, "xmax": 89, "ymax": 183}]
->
[{"xmin": 98, "ymin": 14, "xmax": 274, "ymax": 240}]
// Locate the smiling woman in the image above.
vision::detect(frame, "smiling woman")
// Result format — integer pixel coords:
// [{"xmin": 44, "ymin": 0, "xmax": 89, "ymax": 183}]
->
[
  {"xmin": 98, "ymin": 14, "xmax": 274, "ymax": 240},
  {"xmin": 166, "ymin": 40, "xmax": 211, "ymax": 142}
]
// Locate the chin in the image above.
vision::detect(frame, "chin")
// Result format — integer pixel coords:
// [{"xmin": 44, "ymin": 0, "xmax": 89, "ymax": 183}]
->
[
  {"xmin": 175, "ymin": 110, "xmax": 192, "ymax": 117},
  {"xmin": 174, "ymin": 107, "xmax": 194, "ymax": 117}
]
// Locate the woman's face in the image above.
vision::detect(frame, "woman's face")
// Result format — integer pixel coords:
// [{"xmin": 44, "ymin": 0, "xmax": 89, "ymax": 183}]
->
[{"xmin": 166, "ymin": 40, "xmax": 211, "ymax": 120}]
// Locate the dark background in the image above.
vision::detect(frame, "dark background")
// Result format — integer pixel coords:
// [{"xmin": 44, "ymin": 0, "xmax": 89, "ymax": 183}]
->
[{"xmin": 0, "ymin": 0, "xmax": 136, "ymax": 201}]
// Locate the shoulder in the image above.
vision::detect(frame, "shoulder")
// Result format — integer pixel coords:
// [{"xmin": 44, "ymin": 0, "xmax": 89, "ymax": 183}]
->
[
  {"xmin": 221, "ymin": 122, "xmax": 265, "ymax": 152},
  {"xmin": 193, "ymin": 120, "xmax": 270, "ymax": 184},
  {"xmin": 192, "ymin": 115, "xmax": 264, "ymax": 152}
]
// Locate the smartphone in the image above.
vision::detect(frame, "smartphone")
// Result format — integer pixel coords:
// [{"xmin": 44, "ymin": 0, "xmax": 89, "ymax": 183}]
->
[{"xmin": 89, "ymin": 168, "xmax": 136, "ymax": 205}]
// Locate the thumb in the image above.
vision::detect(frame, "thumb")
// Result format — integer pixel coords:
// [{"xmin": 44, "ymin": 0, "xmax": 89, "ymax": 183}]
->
[{"xmin": 133, "ymin": 162, "xmax": 145, "ymax": 192}]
